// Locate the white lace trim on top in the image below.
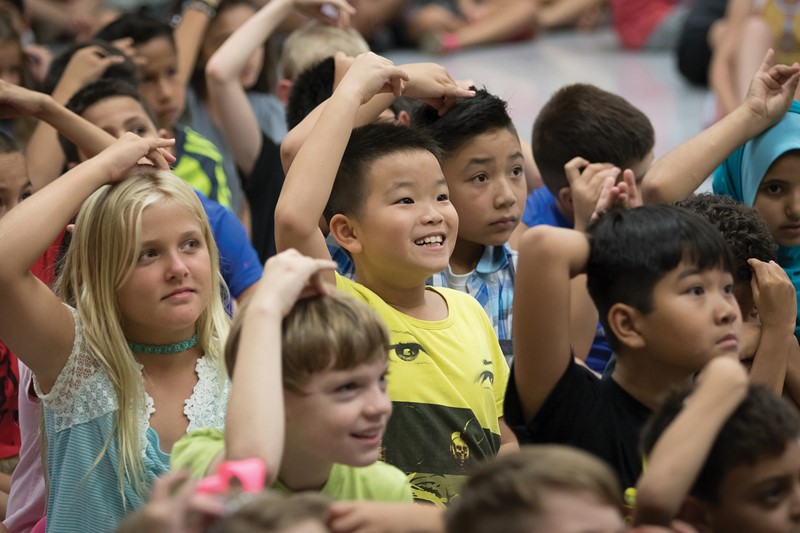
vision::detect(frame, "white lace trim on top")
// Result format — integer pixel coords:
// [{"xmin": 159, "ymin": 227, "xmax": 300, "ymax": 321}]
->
[{"xmin": 35, "ymin": 306, "xmax": 118, "ymax": 432}]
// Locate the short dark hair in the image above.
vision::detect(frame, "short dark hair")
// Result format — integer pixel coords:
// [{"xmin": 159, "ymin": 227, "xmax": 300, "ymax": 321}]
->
[
  {"xmin": 642, "ymin": 384, "xmax": 800, "ymax": 504},
  {"xmin": 95, "ymin": 13, "xmax": 175, "ymax": 48},
  {"xmin": 411, "ymin": 87, "xmax": 517, "ymax": 159},
  {"xmin": 533, "ymin": 84, "xmax": 654, "ymax": 195},
  {"xmin": 60, "ymin": 79, "xmax": 156, "ymax": 164},
  {"xmin": 586, "ymin": 205, "xmax": 735, "ymax": 351},
  {"xmin": 285, "ymin": 56, "xmax": 334, "ymax": 130},
  {"xmin": 42, "ymin": 39, "xmax": 138, "ymax": 95},
  {"xmin": 327, "ymin": 122, "xmax": 442, "ymax": 222},
  {"xmin": 677, "ymin": 194, "xmax": 777, "ymax": 285},
  {"xmin": 446, "ymin": 445, "xmax": 623, "ymax": 533}
]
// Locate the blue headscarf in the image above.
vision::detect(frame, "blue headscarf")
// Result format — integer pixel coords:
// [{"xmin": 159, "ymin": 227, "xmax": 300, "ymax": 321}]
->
[{"xmin": 713, "ymin": 100, "xmax": 800, "ymax": 338}]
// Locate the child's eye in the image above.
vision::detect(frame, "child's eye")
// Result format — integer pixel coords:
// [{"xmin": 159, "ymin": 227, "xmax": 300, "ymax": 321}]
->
[
  {"xmin": 335, "ymin": 382, "xmax": 359, "ymax": 393},
  {"xmin": 472, "ymin": 173, "xmax": 488, "ymax": 183},
  {"xmin": 763, "ymin": 183, "xmax": 784, "ymax": 195},
  {"xmin": 182, "ymin": 239, "xmax": 201, "ymax": 252},
  {"xmin": 437, "ymin": 194, "xmax": 449, "ymax": 202},
  {"xmin": 687, "ymin": 286, "xmax": 704, "ymax": 296},
  {"xmin": 511, "ymin": 166, "xmax": 524, "ymax": 178},
  {"xmin": 723, "ymin": 284, "xmax": 734, "ymax": 295},
  {"xmin": 379, "ymin": 372, "xmax": 389, "ymax": 390},
  {"xmin": 396, "ymin": 197, "xmax": 414, "ymax": 205},
  {"xmin": 138, "ymin": 249, "xmax": 158, "ymax": 262},
  {"xmin": 130, "ymin": 125, "xmax": 148, "ymax": 136}
]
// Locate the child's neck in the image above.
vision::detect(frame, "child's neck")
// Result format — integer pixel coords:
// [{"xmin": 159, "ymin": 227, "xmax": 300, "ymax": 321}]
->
[
  {"xmin": 449, "ymin": 238, "xmax": 486, "ymax": 275},
  {"xmin": 278, "ymin": 444, "xmax": 334, "ymax": 492},
  {"xmin": 355, "ymin": 269, "xmax": 448, "ymax": 321},
  {"xmin": 611, "ymin": 351, "xmax": 695, "ymax": 410}
]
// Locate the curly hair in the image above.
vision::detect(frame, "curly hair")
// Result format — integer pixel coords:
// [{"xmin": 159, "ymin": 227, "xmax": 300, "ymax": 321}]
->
[{"xmin": 676, "ymin": 194, "xmax": 777, "ymax": 284}]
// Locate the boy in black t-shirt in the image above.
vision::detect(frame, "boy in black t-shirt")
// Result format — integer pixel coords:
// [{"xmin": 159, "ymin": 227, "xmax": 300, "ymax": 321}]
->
[{"xmin": 505, "ymin": 205, "xmax": 742, "ymax": 494}]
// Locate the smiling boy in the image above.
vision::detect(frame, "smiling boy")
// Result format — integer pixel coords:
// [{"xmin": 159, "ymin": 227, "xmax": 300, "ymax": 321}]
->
[
  {"xmin": 411, "ymin": 89, "xmax": 526, "ymax": 361},
  {"xmin": 275, "ymin": 53, "xmax": 516, "ymax": 506}
]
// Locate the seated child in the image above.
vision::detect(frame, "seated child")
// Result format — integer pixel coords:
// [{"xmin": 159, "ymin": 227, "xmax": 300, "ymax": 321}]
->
[
  {"xmin": 95, "ymin": 13, "xmax": 236, "ymax": 211},
  {"xmin": 446, "ymin": 445, "xmax": 625, "ymax": 533},
  {"xmin": 677, "ymin": 193, "xmax": 800, "ymax": 405},
  {"xmin": 275, "ymin": 53, "xmax": 515, "ymax": 506},
  {"xmin": 411, "ymin": 89, "xmax": 527, "ymax": 361},
  {"xmin": 506, "ymin": 205, "xmax": 741, "ymax": 495},
  {"xmin": 636, "ymin": 356, "xmax": 800, "ymax": 533},
  {"xmin": 171, "ymin": 249, "xmax": 412, "ymax": 504},
  {"xmin": 511, "ymin": 83, "xmax": 655, "ymax": 372}
]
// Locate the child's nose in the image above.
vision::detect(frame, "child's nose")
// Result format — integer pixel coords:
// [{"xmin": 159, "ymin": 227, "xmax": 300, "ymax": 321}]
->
[
  {"xmin": 493, "ymin": 177, "xmax": 518, "ymax": 209},
  {"xmin": 165, "ymin": 252, "xmax": 190, "ymax": 279}
]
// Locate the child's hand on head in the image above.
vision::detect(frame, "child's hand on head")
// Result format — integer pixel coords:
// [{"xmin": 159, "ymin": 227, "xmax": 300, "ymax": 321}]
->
[
  {"xmin": 94, "ymin": 132, "xmax": 176, "ymax": 183},
  {"xmin": 401, "ymin": 63, "xmax": 476, "ymax": 115},
  {"xmin": 564, "ymin": 156, "xmax": 620, "ymax": 232},
  {"xmin": 329, "ymin": 501, "xmax": 440, "ymax": 533},
  {"xmin": 336, "ymin": 52, "xmax": 409, "ymax": 105},
  {"xmin": 293, "ymin": 0, "xmax": 357, "ymax": 28},
  {"xmin": 58, "ymin": 45, "xmax": 127, "ymax": 94},
  {"xmin": 748, "ymin": 258, "xmax": 797, "ymax": 333},
  {"xmin": 743, "ymin": 49, "xmax": 800, "ymax": 129},
  {"xmin": 0, "ymin": 80, "xmax": 47, "ymax": 118},
  {"xmin": 256, "ymin": 249, "xmax": 338, "ymax": 317}
]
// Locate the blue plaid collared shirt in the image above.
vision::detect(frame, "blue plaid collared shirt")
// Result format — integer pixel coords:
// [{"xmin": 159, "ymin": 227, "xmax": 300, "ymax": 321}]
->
[{"xmin": 326, "ymin": 235, "xmax": 516, "ymax": 363}]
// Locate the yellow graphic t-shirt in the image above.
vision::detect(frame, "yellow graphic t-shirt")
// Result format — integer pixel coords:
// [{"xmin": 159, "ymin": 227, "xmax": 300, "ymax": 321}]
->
[{"xmin": 336, "ymin": 274, "xmax": 509, "ymax": 507}]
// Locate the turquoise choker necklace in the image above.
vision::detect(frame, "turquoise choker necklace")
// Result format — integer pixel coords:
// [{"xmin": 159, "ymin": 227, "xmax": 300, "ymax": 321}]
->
[{"xmin": 128, "ymin": 333, "xmax": 199, "ymax": 355}]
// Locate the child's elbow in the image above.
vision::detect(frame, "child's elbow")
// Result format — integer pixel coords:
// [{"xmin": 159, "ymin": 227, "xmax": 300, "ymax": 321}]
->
[
  {"xmin": 274, "ymin": 201, "xmax": 310, "ymax": 247},
  {"xmin": 204, "ymin": 59, "xmax": 225, "ymax": 85},
  {"xmin": 225, "ymin": 442, "xmax": 282, "ymax": 486}
]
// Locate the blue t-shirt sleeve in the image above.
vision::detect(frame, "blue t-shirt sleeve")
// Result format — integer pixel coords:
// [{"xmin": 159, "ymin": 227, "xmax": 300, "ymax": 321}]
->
[{"xmin": 199, "ymin": 192, "xmax": 263, "ymax": 299}]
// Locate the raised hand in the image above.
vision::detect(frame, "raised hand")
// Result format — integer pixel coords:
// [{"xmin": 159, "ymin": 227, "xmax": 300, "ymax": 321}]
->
[
  {"xmin": 93, "ymin": 132, "xmax": 176, "ymax": 184},
  {"xmin": 564, "ymin": 156, "xmax": 621, "ymax": 232},
  {"xmin": 749, "ymin": 258, "xmax": 797, "ymax": 333},
  {"xmin": 0, "ymin": 80, "xmax": 48, "ymax": 119},
  {"xmin": 255, "ymin": 249, "xmax": 338, "ymax": 317},
  {"xmin": 294, "ymin": 0, "xmax": 357, "ymax": 27},
  {"xmin": 402, "ymin": 62, "xmax": 475, "ymax": 115},
  {"xmin": 743, "ymin": 49, "xmax": 800, "ymax": 129},
  {"xmin": 336, "ymin": 52, "xmax": 409, "ymax": 105}
]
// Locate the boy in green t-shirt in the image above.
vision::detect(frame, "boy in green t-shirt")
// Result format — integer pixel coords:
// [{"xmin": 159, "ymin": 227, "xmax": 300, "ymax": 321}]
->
[{"xmin": 171, "ymin": 249, "xmax": 412, "ymax": 504}]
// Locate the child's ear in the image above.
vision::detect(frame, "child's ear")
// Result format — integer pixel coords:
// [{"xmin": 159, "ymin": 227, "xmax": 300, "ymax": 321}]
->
[
  {"xmin": 607, "ymin": 303, "xmax": 646, "ymax": 350},
  {"xmin": 557, "ymin": 186, "xmax": 573, "ymax": 211},
  {"xmin": 677, "ymin": 496, "xmax": 713, "ymax": 533},
  {"xmin": 276, "ymin": 79, "xmax": 292, "ymax": 106},
  {"xmin": 396, "ymin": 110, "xmax": 411, "ymax": 126},
  {"xmin": 329, "ymin": 213, "xmax": 362, "ymax": 254}
]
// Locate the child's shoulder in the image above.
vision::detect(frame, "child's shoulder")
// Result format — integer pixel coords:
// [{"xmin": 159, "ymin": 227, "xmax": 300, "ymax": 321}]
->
[{"xmin": 329, "ymin": 461, "xmax": 413, "ymax": 503}]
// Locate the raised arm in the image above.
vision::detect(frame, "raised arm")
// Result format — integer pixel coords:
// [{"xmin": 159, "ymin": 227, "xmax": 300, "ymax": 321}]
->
[
  {"xmin": 280, "ymin": 57, "xmax": 473, "ymax": 173},
  {"xmin": 747, "ymin": 259, "xmax": 796, "ymax": 396},
  {"xmin": 513, "ymin": 225, "xmax": 590, "ymax": 420},
  {"xmin": 274, "ymin": 52, "xmax": 407, "ymax": 284},
  {"xmin": 225, "ymin": 249, "xmax": 336, "ymax": 483},
  {"xmin": 709, "ymin": 0, "xmax": 754, "ymax": 119},
  {"xmin": 643, "ymin": 49, "xmax": 800, "ymax": 205},
  {"xmin": 206, "ymin": 0, "xmax": 355, "ymax": 177},
  {"xmin": 0, "ymin": 134, "xmax": 174, "ymax": 393},
  {"xmin": 634, "ymin": 357, "xmax": 748, "ymax": 527}
]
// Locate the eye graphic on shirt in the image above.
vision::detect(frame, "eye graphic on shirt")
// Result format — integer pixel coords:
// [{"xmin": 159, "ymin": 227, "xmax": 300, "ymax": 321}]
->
[
  {"xmin": 476, "ymin": 359, "xmax": 494, "ymax": 389},
  {"xmin": 389, "ymin": 331, "xmax": 428, "ymax": 362}
]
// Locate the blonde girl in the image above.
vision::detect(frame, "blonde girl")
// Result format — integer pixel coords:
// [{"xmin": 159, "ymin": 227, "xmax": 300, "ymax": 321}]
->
[{"xmin": 0, "ymin": 133, "xmax": 230, "ymax": 532}]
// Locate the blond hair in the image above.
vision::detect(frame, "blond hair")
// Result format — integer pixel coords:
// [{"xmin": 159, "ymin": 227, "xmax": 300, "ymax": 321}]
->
[
  {"xmin": 446, "ymin": 445, "xmax": 624, "ymax": 533},
  {"xmin": 225, "ymin": 291, "xmax": 388, "ymax": 393},
  {"xmin": 279, "ymin": 21, "xmax": 369, "ymax": 81},
  {"xmin": 54, "ymin": 169, "xmax": 230, "ymax": 500}
]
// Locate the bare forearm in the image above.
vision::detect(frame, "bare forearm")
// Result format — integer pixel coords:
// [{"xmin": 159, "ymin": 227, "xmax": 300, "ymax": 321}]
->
[
  {"xmin": 537, "ymin": 0, "xmax": 604, "ymax": 28},
  {"xmin": 174, "ymin": 8, "xmax": 214, "ymax": 88},
  {"xmin": 642, "ymin": 106, "xmax": 767, "ymax": 204},
  {"xmin": 37, "ymin": 96, "xmax": 116, "ymax": 157},
  {"xmin": 275, "ymin": 90, "xmax": 361, "ymax": 251},
  {"xmin": 634, "ymin": 360, "xmax": 747, "ymax": 526},
  {"xmin": 749, "ymin": 324, "xmax": 791, "ymax": 396},
  {"xmin": 225, "ymin": 306, "xmax": 284, "ymax": 483},
  {"xmin": 783, "ymin": 340, "xmax": 800, "ymax": 409}
]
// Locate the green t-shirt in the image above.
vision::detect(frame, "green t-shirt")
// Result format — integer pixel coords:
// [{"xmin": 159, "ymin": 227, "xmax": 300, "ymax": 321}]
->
[{"xmin": 171, "ymin": 428, "xmax": 413, "ymax": 503}]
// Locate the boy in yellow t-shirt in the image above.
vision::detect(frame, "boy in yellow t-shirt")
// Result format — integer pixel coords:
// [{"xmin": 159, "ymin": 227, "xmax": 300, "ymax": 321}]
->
[{"xmin": 274, "ymin": 52, "xmax": 517, "ymax": 510}]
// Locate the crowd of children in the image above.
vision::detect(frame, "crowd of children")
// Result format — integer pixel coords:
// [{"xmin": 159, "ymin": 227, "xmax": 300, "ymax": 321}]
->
[{"xmin": 2, "ymin": 0, "xmax": 800, "ymax": 532}]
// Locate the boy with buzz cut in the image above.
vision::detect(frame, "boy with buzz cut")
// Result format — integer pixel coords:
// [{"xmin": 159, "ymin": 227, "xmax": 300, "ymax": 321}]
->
[
  {"xmin": 275, "ymin": 52, "xmax": 517, "ymax": 507},
  {"xmin": 410, "ymin": 89, "xmax": 527, "ymax": 361},
  {"xmin": 635, "ymin": 356, "xmax": 800, "ymax": 533},
  {"xmin": 506, "ymin": 205, "xmax": 742, "ymax": 496},
  {"xmin": 94, "ymin": 14, "xmax": 236, "ymax": 211}
]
